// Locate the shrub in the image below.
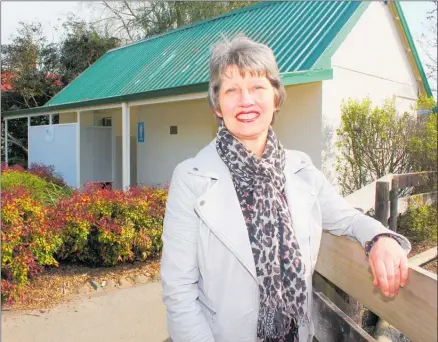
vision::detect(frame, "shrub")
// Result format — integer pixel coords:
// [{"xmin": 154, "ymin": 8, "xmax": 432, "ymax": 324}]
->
[
  {"xmin": 54, "ymin": 191, "xmax": 95, "ymax": 263},
  {"xmin": 1, "ymin": 187, "xmax": 63, "ymax": 303},
  {"xmin": 336, "ymin": 98, "xmax": 416, "ymax": 195},
  {"xmin": 28, "ymin": 163, "xmax": 68, "ymax": 188},
  {"xmin": 55, "ymin": 185, "xmax": 167, "ymax": 266},
  {"xmin": 399, "ymin": 202, "xmax": 437, "ymax": 243},
  {"xmin": 1, "ymin": 169, "xmax": 72, "ymax": 205}
]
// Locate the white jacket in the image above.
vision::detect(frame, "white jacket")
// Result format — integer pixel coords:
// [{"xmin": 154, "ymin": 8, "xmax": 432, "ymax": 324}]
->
[{"xmin": 161, "ymin": 140, "xmax": 410, "ymax": 342}]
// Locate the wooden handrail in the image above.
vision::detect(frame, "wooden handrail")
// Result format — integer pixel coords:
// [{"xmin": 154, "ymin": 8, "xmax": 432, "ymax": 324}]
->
[
  {"xmin": 315, "ymin": 232, "xmax": 437, "ymax": 342},
  {"xmin": 393, "ymin": 171, "xmax": 437, "ymax": 188},
  {"xmin": 344, "ymin": 174, "xmax": 393, "ymax": 213},
  {"xmin": 409, "ymin": 247, "xmax": 438, "ymax": 267}
]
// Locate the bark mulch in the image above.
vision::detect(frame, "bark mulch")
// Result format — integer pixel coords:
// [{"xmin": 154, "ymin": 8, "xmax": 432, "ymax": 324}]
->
[{"xmin": 2, "ymin": 258, "xmax": 161, "ymax": 312}]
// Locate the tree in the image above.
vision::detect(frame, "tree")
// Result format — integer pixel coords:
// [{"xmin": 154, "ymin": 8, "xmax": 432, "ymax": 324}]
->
[
  {"xmin": 1, "ymin": 20, "xmax": 119, "ymax": 166},
  {"xmin": 408, "ymin": 96, "xmax": 437, "ymax": 172},
  {"xmin": 1, "ymin": 22, "xmax": 63, "ymax": 111},
  {"xmin": 58, "ymin": 17, "xmax": 120, "ymax": 84},
  {"xmin": 335, "ymin": 98, "xmax": 417, "ymax": 195},
  {"xmin": 89, "ymin": 1, "xmax": 255, "ymax": 43}
]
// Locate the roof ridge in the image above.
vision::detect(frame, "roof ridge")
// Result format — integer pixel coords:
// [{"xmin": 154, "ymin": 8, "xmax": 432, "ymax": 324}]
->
[{"xmin": 107, "ymin": 2, "xmax": 278, "ymax": 53}]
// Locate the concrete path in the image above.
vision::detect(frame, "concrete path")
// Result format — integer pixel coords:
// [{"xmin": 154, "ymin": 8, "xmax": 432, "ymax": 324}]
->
[{"xmin": 1, "ymin": 282, "xmax": 170, "ymax": 342}]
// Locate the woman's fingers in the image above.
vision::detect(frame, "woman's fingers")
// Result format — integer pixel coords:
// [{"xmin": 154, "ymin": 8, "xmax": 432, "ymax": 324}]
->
[
  {"xmin": 400, "ymin": 256, "xmax": 409, "ymax": 287},
  {"xmin": 369, "ymin": 258, "xmax": 379, "ymax": 287},
  {"xmin": 393, "ymin": 260, "xmax": 401, "ymax": 296},
  {"xmin": 375, "ymin": 259, "xmax": 390, "ymax": 296}
]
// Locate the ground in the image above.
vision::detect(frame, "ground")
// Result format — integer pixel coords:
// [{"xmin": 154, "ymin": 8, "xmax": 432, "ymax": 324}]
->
[
  {"xmin": 3, "ymin": 258, "xmax": 161, "ymax": 311},
  {"xmin": 2, "ymin": 281, "xmax": 170, "ymax": 342}
]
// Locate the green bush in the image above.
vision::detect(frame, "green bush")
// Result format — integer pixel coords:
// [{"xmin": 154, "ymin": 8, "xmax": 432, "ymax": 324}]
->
[
  {"xmin": 1, "ymin": 169, "xmax": 72, "ymax": 205},
  {"xmin": 55, "ymin": 185, "xmax": 167, "ymax": 266},
  {"xmin": 1, "ymin": 167, "xmax": 168, "ymax": 304},
  {"xmin": 336, "ymin": 98, "xmax": 416, "ymax": 195},
  {"xmin": 399, "ymin": 202, "xmax": 437, "ymax": 243},
  {"xmin": 1, "ymin": 187, "xmax": 63, "ymax": 303}
]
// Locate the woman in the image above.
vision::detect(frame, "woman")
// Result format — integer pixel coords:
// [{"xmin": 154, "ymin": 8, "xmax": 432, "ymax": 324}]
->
[{"xmin": 160, "ymin": 36, "xmax": 411, "ymax": 342}]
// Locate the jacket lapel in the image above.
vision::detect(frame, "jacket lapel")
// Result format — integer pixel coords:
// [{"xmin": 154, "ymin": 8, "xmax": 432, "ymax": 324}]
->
[
  {"xmin": 191, "ymin": 142, "xmax": 316, "ymax": 282},
  {"xmin": 192, "ymin": 141, "xmax": 258, "ymax": 281},
  {"xmin": 284, "ymin": 152, "xmax": 316, "ymax": 268}
]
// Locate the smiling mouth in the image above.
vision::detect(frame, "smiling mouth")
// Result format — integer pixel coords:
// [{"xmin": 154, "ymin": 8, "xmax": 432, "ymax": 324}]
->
[{"xmin": 236, "ymin": 112, "xmax": 260, "ymax": 122}]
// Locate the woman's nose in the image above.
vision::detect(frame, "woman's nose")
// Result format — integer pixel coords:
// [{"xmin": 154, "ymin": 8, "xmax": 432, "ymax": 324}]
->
[{"xmin": 239, "ymin": 89, "xmax": 255, "ymax": 106}]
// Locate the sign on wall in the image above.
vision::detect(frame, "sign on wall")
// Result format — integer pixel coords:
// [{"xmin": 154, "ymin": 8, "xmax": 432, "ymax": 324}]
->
[{"xmin": 138, "ymin": 122, "xmax": 145, "ymax": 143}]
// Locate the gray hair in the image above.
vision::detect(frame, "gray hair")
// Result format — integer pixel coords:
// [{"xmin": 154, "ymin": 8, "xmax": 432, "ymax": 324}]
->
[{"xmin": 208, "ymin": 35, "xmax": 286, "ymax": 122}]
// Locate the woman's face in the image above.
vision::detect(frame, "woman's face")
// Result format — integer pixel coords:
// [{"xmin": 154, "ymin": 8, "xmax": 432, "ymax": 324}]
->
[{"xmin": 215, "ymin": 65, "xmax": 277, "ymax": 142}]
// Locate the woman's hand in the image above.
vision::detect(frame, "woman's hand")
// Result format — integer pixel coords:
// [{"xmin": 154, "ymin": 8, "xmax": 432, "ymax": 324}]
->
[{"xmin": 368, "ymin": 237, "xmax": 409, "ymax": 298}]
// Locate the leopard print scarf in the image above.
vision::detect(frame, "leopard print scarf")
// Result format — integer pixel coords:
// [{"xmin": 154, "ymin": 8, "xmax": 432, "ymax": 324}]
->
[{"xmin": 216, "ymin": 123, "xmax": 309, "ymax": 342}]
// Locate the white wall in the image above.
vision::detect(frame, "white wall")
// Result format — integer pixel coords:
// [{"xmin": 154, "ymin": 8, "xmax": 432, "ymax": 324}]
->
[
  {"xmin": 80, "ymin": 127, "xmax": 112, "ymax": 185},
  {"xmin": 136, "ymin": 99, "xmax": 215, "ymax": 186},
  {"xmin": 28, "ymin": 124, "xmax": 78, "ymax": 187},
  {"xmin": 321, "ymin": 1, "xmax": 419, "ymax": 182},
  {"xmin": 274, "ymin": 83, "xmax": 323, "ymax": 168}
]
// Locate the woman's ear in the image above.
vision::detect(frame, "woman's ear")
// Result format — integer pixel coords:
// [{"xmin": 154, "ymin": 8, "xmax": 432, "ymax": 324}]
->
[{"xmin": 215, "ymin": 109, "xmax": 223, "ymax": 118}]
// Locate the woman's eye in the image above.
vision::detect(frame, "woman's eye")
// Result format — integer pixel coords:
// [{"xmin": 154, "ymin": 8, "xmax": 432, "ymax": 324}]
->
[
  {"xmin": 253, "ymin": 85, "xmax": 265, "ymax": 90},
  {"xmin": 225, "ymin": 88, "xmax": 236, "ymax": 94}
]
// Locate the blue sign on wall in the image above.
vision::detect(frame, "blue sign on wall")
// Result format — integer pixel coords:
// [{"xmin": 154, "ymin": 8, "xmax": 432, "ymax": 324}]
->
[{"xmin": 138, "ymin": 122, "xmax": 145, "ymax": 143}]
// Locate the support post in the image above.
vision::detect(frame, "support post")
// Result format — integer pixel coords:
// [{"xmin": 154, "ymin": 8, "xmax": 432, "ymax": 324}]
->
[
  {"xmin": 122, "ymin": 102, "xmax": 131, "ymax": 190},
  {"xmin": 76, "ymin": 111, "xmax": 81, "ymax": 189},
  {"xmin": 4, "ymin": 118, "xmax": 8, "ymax": 166},
  {"xmin": 389, "ymin": 177, "xmax": 399, "ymax": 232},
  {"xmin": 375, "ymin": 181, "xmax": 390, "ymax": 227},
  {"xmin": 27, "ymin": 117, "xmax": 31, "ymax": 168},
  {"xmin": 49, "ymin": 114, "xmax": 53, "ymax": 125}
]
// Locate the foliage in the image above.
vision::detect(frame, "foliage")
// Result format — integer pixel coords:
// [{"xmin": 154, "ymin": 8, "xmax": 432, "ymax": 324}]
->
[
  {"xmin": 1, "ymin": 187, "xmax": 63, "ymax": 303},
  {"xmin": 56, "ymin": 185, "xmax": 167, "ymax": 266},
  {"xmin": 28, "ymin": 163, "xmax": 68, "ymax": 187},
  {"xmin": 0, "ymin": 168, "xmax": 71, "ymax": 205},
  {"xmin": 1, "ymin": 20, "xmax": 119, "ymax": 166},
  {"xmin": 89, "ymin": 1, "xmax": 255, "ymax": 42},
  {"xmin": 399, "ymin": 202, "xmax": 437, "ymax": 243},
  {"xmin": 336, "ymin": 98, "xmax": 417, "ymax": 195},
  {"xmin": 58, "ymin": 18, "xmax": 120, "ymax": 84},
  {"xmin": 1, "ymin": 22, "xmax": 62, "ymax": 111},
  {"xmin": 407, "ymin": 112, "xmax": 437, "ymax": 173},
  {"xmin": 1, "ymin": 168, "xmax": 168, "ymax": 304}
]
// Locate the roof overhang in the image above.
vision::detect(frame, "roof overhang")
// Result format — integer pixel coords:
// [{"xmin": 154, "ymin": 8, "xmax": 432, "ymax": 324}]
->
[
  {"xmin": 1, "ymin": 68, "xmax": 332, "ymax": 119},
  {"xmin": 390, "ymin": 2, "xmax": 433, "ymax": 98}
]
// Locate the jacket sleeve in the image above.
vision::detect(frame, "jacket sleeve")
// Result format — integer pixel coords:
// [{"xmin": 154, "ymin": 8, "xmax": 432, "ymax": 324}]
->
[
  {"xmin": 160, "ymin": 163, "xmax": 215, "ymax": 342},
  {"xmin": 314, "ymin": 167, "xmax": 411, "ymax": 254}
]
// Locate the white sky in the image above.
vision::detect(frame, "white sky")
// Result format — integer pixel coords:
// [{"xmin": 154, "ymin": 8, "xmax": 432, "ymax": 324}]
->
[{"xmin": 1, "ymin": 1, "xmax": 436, "ymax": 96}]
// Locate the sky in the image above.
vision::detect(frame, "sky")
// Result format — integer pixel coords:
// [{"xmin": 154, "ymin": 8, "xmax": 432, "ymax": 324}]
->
[{"xmin": 1, "ymin": 1, "xmax": 436, "ymax": 95}]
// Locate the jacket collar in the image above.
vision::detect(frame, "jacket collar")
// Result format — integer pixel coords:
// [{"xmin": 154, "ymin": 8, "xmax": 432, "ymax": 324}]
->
[
  {"xmin": 191, "ymin": 139, "xmax": 314, "ymax": 282},
  {"xmin": 189, "ymin": 139, "xmax": 310, "ymax": 179}
]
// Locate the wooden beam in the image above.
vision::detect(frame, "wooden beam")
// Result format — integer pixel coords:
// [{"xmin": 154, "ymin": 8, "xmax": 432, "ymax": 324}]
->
[
  {"xmin": 394, "ymin": 172, "xmax": 437, "ymax": 188},
  {"xmin": 312, "ymin": 291, "xmax": 375, "ymax": 342},
  {"xmin": 375, "ymin": 181, "xmax": 390, "ymax": 227},
  {"xmin": 409, "ymin": 247, "xmax": 438, "ymax": 267},
  {"xmin": 315, "ymin": 232, "xmax": 437, "ymax": 342},
  {"xmin": 344, "ymin": 175, "xmax": 393, "ymax": 213},
  {"xmin": 389, "ymin": 177, "xmax": 399, "ymax": 232}
]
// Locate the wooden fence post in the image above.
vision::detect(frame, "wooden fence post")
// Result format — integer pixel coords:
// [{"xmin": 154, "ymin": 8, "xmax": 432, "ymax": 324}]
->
[
  {"xmin": 375, "ymin": 181, "xmax": 390, "ymax": 227},
  {"xmin": 389, "ymin": 177, "xmax": 399, "ymax": 232}
]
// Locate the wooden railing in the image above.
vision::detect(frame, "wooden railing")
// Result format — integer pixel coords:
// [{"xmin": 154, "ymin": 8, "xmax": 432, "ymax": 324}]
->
[
  {"xmin": 313, "ymin": 171, "xmax": 437, "ymax": 342},
  {"xmin": 314, "ymin": 233, "xmax": 437, "ymax": 342}
]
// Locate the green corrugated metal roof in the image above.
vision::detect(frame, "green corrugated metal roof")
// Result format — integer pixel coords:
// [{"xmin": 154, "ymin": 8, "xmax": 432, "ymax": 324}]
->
[{"xmin": 44, "ymin": 1, "xmax": 364, "ymax": 108}]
